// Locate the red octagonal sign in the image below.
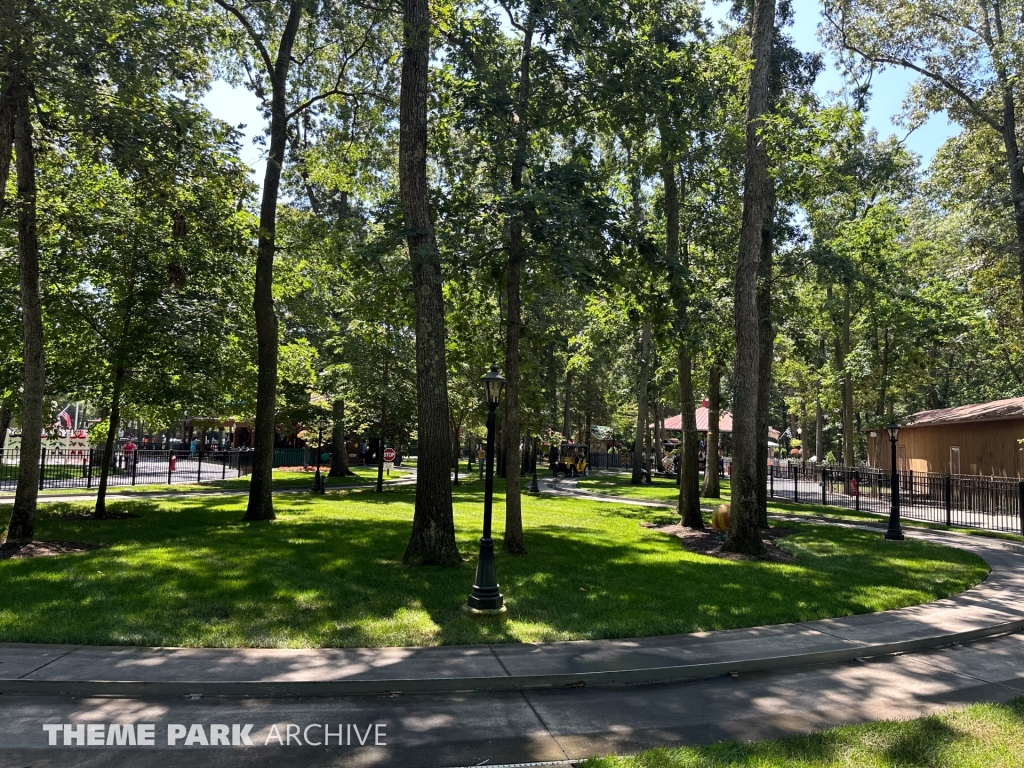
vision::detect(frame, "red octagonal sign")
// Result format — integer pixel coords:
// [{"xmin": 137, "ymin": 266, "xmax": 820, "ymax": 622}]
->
[{"xmin": 383, "ymin": 448, "xmax": 396, "ymax": 462}]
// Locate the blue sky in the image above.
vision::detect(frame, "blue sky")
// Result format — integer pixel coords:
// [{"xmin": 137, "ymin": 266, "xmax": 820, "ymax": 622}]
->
[{"xmin": 202, "ymin": 0, "xmax": 958, "ymax": 176}]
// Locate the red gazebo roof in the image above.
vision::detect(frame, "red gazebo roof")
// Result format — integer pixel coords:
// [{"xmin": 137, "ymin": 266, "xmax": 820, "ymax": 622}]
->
[
  {"xmin": 652, "ymin": 408, "xmax": 780, "ymax": 440},
  {"xmin": 652, "ymin": 407, "xmax": 733, "ymax": 433}
]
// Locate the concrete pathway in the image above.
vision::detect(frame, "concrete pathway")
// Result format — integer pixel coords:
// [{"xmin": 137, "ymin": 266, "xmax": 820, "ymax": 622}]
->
[{"xmin": 3, "ymin": 632, "xmax": 1024, "ymax": 767}]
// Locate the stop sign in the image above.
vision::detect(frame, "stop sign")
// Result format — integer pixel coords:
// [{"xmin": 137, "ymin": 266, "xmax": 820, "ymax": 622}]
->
[{"xmin": 383, "ymin": 448, "xmax": 396, "ymax": 462}]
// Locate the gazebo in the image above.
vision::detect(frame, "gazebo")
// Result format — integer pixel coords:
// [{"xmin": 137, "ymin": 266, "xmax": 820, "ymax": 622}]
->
[{"xmin": 651, "ymin": 405, "xmax": 781, "ymax": 443}]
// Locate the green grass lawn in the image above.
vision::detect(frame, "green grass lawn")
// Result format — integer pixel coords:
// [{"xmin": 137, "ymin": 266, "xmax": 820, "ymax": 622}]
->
[
  {"xmin": 578, "ymin": 472, "xmax": 1024, "ymax": 545},
  {"xmin": 580, "ymin": 697, "xmax": 1024, "ymax": 768},
  {"xmin": 576, "ymin": 471, "xmax": 695, "ymax": 504},
  {"xmin": 0, "ymin": 478, "xmax": 987, "ymax": 648}
]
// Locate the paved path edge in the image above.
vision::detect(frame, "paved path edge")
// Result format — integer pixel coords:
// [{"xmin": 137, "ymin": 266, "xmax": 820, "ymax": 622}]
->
[{"xmin": 2, "ymin": 616, "xmax": 1024, "ymax": 698}]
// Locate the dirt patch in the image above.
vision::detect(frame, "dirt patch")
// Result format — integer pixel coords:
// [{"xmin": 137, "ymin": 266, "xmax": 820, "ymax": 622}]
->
[
  {"xmin": 0, "ymin": 541, "xmax": 101, "ymax": 560},
  {"xmin": 645, "ymin": 523, "xmax": 799, "ymax": 562}
]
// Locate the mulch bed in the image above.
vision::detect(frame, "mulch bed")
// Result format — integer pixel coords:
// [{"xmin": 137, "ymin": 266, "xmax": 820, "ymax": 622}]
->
[
  {"xmin": 644, "ymin": 523, "xmax": 799, "ymax": 562},
  {"xmin": 0, "ymin": 541, "xmax": 102, "ymax": 560}
]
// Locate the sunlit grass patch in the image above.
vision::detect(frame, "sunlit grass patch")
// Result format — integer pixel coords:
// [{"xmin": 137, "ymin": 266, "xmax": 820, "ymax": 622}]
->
[{"xmin": 580, "ymin": 697, "xmax": 1024, "ymax": 768}]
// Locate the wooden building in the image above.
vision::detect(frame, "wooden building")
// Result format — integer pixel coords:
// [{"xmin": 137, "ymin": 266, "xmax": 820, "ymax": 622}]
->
[{"xmin": 865, "ymin": 397, "xmax": 1024, "ymax": 478}]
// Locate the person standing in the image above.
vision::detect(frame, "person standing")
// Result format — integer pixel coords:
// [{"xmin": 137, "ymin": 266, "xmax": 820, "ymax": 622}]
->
[{"xmin": 124, "ymin": 436, "xmax": 137, "ymax": 470}]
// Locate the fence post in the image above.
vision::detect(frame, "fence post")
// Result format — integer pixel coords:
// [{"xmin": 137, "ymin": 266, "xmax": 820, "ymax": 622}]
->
[
  {"xmin": 168, "ymin": 452, "xmax": 173, "ymax": 485},
  {"xmin": 908, "ymin": 469, "xmax": 914, "ymax": 508},
  {"xmin": 822, "ymin": 467, "xmax": 828, "ymax": 506},
  {"xmin": 197, "ymin": 451, "xmax": 203, "ymax": 484},
  {"xmin": 1018, "ymin": 481, "xmax": 1024, "ymax": 538},
  {"xmin": 792, "ymin": 463, "xmax": 799, "ymax": 503},
  {"xmin": 87, "ymin": 451, "xmax": 93, "ymax": 488},
  {"xmin": 945, "ymin": 474, "xmax": 952, "ymax": 527},
  {"xmin": 39, "ymin": 447, "xmax": 46, "ymax": 491},
  {"xmin": 769, "ymin": 463, "xmax": 774, "ymax": 498},
  {"xmin": 222, "ymin": 454, "xmax": 227, "ymax": 480},
  {"xmin": 855, "ymin": 470, "xmax": 860, "ymax": 512},
  {"xmin": 131, "ymin": 452, "xmax": 137, "ymax": 486}
]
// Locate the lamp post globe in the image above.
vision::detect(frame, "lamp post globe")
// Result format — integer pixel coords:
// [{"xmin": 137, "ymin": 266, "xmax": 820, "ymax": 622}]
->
[
  {"xmin": 885, "ymin": 422, "xmax": 903, "ymax": 541},
  {"xmin": 464, "ymin": 363, "xmax": 507, "ymax": 615}
]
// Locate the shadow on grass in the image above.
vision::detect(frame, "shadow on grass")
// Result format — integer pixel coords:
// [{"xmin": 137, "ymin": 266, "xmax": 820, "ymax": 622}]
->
[{"xmin": 0, "ymin": 485, "xmax": 990, "ymax": 648}]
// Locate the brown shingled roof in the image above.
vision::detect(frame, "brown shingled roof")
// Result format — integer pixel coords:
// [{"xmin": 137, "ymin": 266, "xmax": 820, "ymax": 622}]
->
[{"xmin": 905, "ymin": 396, "xmax": 1024, "ymax": 427}]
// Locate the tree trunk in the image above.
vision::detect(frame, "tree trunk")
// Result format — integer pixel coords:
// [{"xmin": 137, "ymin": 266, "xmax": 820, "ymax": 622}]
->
[
  {"xmin": 722, "ymin": 0, "xmax": 775, "ymax": 557},
  {"xmin": 546, "ymin": 342, "xmax": 558, "ymax": 429},
  {"xmin": 755, "ymin": 190, "xmax": 777, "ymax": 528},
  {"xmin": 678, "ymin": 346, "xmax": 701, "ymax": 527},
  {"xmin": 94, "ymin": 368, "xmax": 125, "ymax": 519},
  {"xmin": 815, "ymin": 394, "xmax": 824, "ymax": 461},
  {"xmin": 561, "ymin": 369, "xmax": 572, "ymax": 437},
  {"xmin": 986, "ymin": 1, "xmax": 1024, "ymax": 324},
  {"xmin": 877, "ymin": 326, "xmax": 890, "ymax": 426},
  {"xmin": 0, "ymin": 86, "xmax": 13, "ymax": 218},
  {"xmin": 631, "ymin": 321, "xmax": 651, "ymax": 484},
  {"xmin": 701, "ymin": 362, "xmax": 721, "ymax": 498},
  {"xmin": 663, "ymin": 158, "xmax": 701, "ymax": 526},
  {"xmin": 328, "ymin": 398, "xmax": 351, "ymax": 477},
  {"xmin": 5, "ymin": 73, "xmax": 44, "ymax": 544},
  {"xmin": 799, "ymin": 396, "xmax": 811, "ymax": 462},
  {"xmin": 841, "ymin": 284, "xmax": 854, "ymax": 466},
  {"xmin": 400, "ymin": 0, "xmax": 459, "ymax": 566},
  {"xmin": 502, "ymin": 15, "xmax": 535, "ymax": 556},
  {"xmin": 243, "ymin": 1, "xmax": 304, "ymax": 523},
  {"xmin": 652, "ymin": 397, "xmax": 660, "ymax": 469},
  {"xmin": 0, "ymin": 405, "xmax": 11, "ymax": 453}
]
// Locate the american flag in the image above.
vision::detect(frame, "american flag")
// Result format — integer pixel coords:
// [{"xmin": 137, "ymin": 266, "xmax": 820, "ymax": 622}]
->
[{"xmin": 56, "ymin": 406, "xmax": 72, "ymax": 429}]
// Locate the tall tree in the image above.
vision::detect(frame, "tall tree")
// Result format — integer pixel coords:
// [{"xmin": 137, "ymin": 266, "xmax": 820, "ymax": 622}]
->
[
  {"xmin": 723, "ymin": 0, "xmax": 776, "ymax": 557},
  {"xmin": 631, "ymin": 320, "xmax": 652, "ymax": 483},
  {"xmin": 823, "ymin": 0, "xmax": 1024, "ymax": 324},
  {"xmin": 214, "ymin": 0, "xmax": 391, "ymax": 520},
  {"xmin": 214, "ymin": 0, "xmax": 304, "ymax": 521},
  {"xmin": 701, "ymin": 361, "xmax": 722, "ymax": 497},
  {"xmin": 501, "ymin": 9, "xmax": 536, "ymax": 556},
  {"xmin": 400, "ymin": 0, "xmax": 459, "ymax": 566},
  {"xmin": 4, "ymin": 29, "xmax": 44, "ymax": 542}
]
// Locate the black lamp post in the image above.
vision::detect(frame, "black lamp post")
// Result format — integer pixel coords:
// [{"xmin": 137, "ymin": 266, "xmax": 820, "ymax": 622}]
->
[
  {"xmin": 528, "ymin": 436, "xmax": 540, "ymax": 494},
  {"xmin": 311, "ymin": 415, "xmax": 327, "ymax": 494},
  {"xmin": 464, "ymin": 363, "xmax": 507, "ymax": 615},
  {"xmin": 885, "ymin": 422, "xmax": 903, "ymax": 541}
]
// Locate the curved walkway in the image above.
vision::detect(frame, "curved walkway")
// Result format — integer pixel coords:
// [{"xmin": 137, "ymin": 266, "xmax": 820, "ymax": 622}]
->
[{"xmin": 3, "ymin": 478, "xmax": 1024, "ymax": 698}]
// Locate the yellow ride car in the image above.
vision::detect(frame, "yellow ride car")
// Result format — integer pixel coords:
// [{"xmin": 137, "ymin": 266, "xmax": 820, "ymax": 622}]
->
[{"xmin": 552, "ymin": 443, "xmax": 589, "ymax": 477}]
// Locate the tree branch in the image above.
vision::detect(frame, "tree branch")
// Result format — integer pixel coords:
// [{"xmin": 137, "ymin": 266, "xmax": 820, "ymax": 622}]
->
[
  {"xmin": 823, "ymin": 11, "xmax": 1004, "ymax": 134},
  {"xmin": 287, "ymin": 88, "xmax": 385, "ymax": 121},
  {"xmin": 212, "ymin": 0, "xmax": 275, "ymax": 78},
  {"xmin": 494, "ymin": 0, "xmax": 527, "ymax": 33}
]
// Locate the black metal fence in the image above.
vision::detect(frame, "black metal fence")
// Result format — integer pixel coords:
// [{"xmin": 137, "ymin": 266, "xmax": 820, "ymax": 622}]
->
[
  {"xmin": 0, "ymin": 448, "xmax": 254, "ymax": 492},
  {"xmin": 768, "ymin": 460, "xmax": 1024, "ymax": 535},
  {"xmin": 588, "ymin": 452, "xmax": 634, "ymax": 470}
]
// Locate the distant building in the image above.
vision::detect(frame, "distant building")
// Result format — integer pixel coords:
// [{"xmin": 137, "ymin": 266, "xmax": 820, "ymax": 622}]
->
[
  {"xmin": 653, "ymin": 406, "xmax": 780, "ymax": 445},
  {"xmin": 866, "ymin": 397, "xmax": 1024, "ymax": 478}
]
